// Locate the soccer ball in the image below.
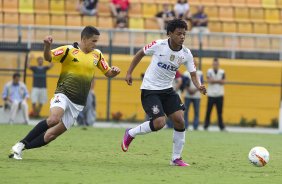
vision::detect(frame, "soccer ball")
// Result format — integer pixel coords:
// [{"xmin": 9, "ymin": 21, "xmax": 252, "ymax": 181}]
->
[{"xmin": 248, "ymin": 146, "xmax": 269, "ymax": 167}]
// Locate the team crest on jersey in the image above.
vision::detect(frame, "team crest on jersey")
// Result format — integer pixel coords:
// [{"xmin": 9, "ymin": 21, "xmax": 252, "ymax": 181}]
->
[
  {"xmin": 170, "ymin": 54, "xmax": 175, "ymax": 61},
  {"xmin": 176, "ymin": 56, "xmax": 184, "ymax": 64},
  {"xmin": 151, "ymin": 105, "xmax": 160, "ymax": 115},
  {"xmin": 93, "ymin": 59, "xmax": 98, "ymax": 66}
]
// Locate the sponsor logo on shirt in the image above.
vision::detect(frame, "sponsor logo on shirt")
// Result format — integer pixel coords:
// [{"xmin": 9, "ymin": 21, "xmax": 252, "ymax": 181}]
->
[
  {"xmin": 53, "ymin": 49, "xmax": 64, "ymax": 56},
  {"xmin": 100, "ymin": 58, "xmax": 108, "ymax": 70},
  {"xmin": 157, "ymin": 62, "xmax": 178, "ymax": 71},
  {"xmin": 93, "ymin": 53, "xmax": 99, "ymax": 59},
  {"xmin": 72, "ymin": 50, "xmax": 79, "ymax": 55},
  {"xmin": 144, "ymin": 40, "xmax": 157, "ymax": 51}
]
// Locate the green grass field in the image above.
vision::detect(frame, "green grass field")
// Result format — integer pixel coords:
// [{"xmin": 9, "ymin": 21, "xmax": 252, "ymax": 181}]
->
[{"xmin": 0, "ymin": 125, "xmax": 282, "ymax": 184}]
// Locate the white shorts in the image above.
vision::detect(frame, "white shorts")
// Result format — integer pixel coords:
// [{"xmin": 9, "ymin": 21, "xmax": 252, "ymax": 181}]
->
[
  {"xmin": 31, "ymin": 87, "xmax": 48, "ymax": 104},
  {"xmin": 50, "ymin": 93, "xmax": 84, "ymax": 129}
]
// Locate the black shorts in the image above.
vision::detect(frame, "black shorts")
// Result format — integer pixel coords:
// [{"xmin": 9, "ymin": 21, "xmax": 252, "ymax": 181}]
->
[{"xmin": 141, "ymin": 88, "xmax": 185, "ymax": 120}]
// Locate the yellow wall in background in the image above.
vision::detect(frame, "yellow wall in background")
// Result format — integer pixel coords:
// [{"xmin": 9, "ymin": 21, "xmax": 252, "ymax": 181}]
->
[{"xmin": 22, "ymin": 53, "xmax": 282, "ymax": 126}]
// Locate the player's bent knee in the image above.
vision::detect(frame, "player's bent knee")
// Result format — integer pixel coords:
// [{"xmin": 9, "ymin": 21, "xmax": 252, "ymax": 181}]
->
[
  {"xmin": 173, "ymin": 119, "xmax": 185, "ymax": 130},
  {"xmin": 44, "ymin": 133, "xmax": 58, "ymax": 143},
  {"xmin": 47, "ymin": 116, "xmax": 61, "ymax": 127},
  {"xmin": 153, "ymin": 117, "xmax": 166, "ymax": 130}
]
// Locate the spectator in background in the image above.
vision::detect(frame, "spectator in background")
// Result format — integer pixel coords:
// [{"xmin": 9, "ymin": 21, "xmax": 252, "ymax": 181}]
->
[
  {"xmin": 116, "ymin": 10, "xmax": 128, "ymax": 28},
  {"xmin": 110, "ymin": 0, "xmax": 129, "ymax": 28},
  {"xmin": 174, "ymin": 0, "xmax": 190, "ymax": 20},
  {"xmin": 2, "ymin": 73, "xmax": 29, "ymax": 124},
  {"xmin": 155, "ymin": 3, "xmax": 175, "ymax": 30},
  {"xmin": 191, "ymin": 5, "xmax": 209, "ymax": 33},
  {"xmin": 183, "ymin": 60, "xmax": 203, "ymax": 130},
  {"xmin": 204, "ymin": 58, "xmax": 225, "ymax": 131},
  {"xmin": 28, "ymin": 56, "xmax": 53, "ymax": 118},
  {"xmin": 77, "ymin": 80, "xmax": 96, "ymax": 126},
  {"xmin": 77, "ymin": 0, "xmax": 98, "ymax": 16}
]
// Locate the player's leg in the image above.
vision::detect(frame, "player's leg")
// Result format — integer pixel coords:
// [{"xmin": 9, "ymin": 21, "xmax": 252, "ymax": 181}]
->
[
  {"xmin": 37, "ymin": 88, "xmax": 48, "ymax": 117},
  {"xmin": 193, "ymin": 98, "xmax": 200, "ymax": 130},
  {"xmin": 169, "ymin": 110, "xmax": 189, "ymax": 166},
  {"xmin": 204, "ymin": 97, "xmax": 214, "ymax": 130},
  {"xmin": 184, "ymin": 97, "xmax": 191, "ymax": 129},
  {"xmin": 31, "ymin": 88, "xmax": 38, "ymax": 116},
  {"xmin": 21, "ymin": 100, "xmax": 30, "ymax": 124},
  {"xmin": 25, "ymin": 121, "xmax": 67, "ymax": 150},
  {"xmin": 163, "ymin": 90, "xmax": 188, "ymax": 166},
  {"xmin": 10, "ymin": 94, "xmax": 67, "ymax": 159},
  {"xmin": 121, "ymin": 92, "xmax": 166, "ymax": 152},
  {"xmin": 9, "ymin": 101, "xmax": 19, "ymax": 123},
  {"xmin": 23, "ymin": 94, "xmax": 83, "ymax": 150},
  {"xmin": 215, "ymin": 96, "xmax": 225, "ymax": 130},
  {"xmin": 9, "ymin": 107, "xmax": 64, "ymax": 160}
]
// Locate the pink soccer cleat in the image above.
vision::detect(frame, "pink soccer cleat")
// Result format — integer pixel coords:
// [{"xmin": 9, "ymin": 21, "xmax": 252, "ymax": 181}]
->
[
  {"xmin": 121, "ymin": 128, "xmax": 134, "ymax": 152},
  {"xmin": 170, "ymin": 158, "xmax": 190, "ymax": 167}
]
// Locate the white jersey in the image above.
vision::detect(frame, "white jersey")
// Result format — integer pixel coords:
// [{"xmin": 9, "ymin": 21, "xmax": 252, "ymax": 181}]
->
[
  {"xmin": 207, "ymin": 68, "xmax": 225, "ymax": 97},
  {"xmin": 141, "ymin": 39, "xmax": 196, "ymax": 90}
]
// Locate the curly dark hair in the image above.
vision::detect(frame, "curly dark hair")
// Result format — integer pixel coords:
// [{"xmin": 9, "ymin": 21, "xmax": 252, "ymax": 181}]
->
[{"xmin": 166, "ymin": 19, "xmax": 188, "ymax": 35}]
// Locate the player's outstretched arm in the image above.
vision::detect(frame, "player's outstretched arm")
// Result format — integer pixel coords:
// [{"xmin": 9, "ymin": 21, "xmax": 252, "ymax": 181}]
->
[
  {"xmin": 190, "ymin": 72, "xmax": 207, "ymax": 95},
  {"xmin": 125, "ymin": 49, "xmax": 145, "ymax": 86},
  {"xmin": 43, "ymin": 35, "xmax": 53, "ymax": 62},
  {"xmin": 105, "ymin": 66, "xmax": 121, "ymax": 78}
]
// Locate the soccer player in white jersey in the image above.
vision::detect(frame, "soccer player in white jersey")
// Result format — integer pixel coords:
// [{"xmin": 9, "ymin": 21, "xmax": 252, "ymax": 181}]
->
[{"xmin": 121, "ymin": 19, "xmax": 206, "ymax": 166}]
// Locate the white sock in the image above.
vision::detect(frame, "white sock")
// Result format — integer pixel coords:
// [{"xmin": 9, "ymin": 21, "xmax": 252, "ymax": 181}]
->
[
  {"xmin": 128, "ymin": 121, "xmax": 152, "ymax": 137},
  {"xmin": 172, "ymin": 130, "xmax": 185, "ymax": 160}
]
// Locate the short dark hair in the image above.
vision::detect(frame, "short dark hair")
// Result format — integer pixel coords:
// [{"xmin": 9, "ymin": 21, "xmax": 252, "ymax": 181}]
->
[
  {"xmin": 166, "ymin": 19, "xmax": 188, "ymax": 35},
  {"xmin": 81, "ymin": 26, "xmax": 100, "ymax": 40},
  {"xmin": 13, "ymin": 72, "xmax": 20, "ymax": 79}
]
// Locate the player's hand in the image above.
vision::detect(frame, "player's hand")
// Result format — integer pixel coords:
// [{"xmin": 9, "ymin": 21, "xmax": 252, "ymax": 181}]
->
[
  {"xmin": 110, "ymin": 66, "xmax": 120, "ymax": 77},
  {"xmin": 44, "ymin": 36, "xmax": 53, "ymax": 46},
  {"xmin": 125, "ymin": 73, "xmax": 133, "ymax": 86},
  {"xmin": 198, "ymin": 85, "xmax": 207, "ymax": 95}
]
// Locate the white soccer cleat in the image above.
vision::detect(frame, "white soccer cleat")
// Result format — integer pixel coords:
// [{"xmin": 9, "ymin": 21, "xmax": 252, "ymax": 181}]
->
[{"xmin": 10, "ymin": 142, "xmax": 25, "ymax": 160}]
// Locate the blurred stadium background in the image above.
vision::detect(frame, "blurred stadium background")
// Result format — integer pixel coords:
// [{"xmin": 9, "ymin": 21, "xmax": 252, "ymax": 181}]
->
[{"xmin": 0, "ymin": 0, "xmax": 281, "ymax": 127}]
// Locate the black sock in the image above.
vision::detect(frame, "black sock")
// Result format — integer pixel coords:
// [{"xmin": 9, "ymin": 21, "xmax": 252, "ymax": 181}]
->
[
  {"xmin": 20, "ymin": 119, "xmax": 49, "ymax": 145},
  {"xmin": 149, "ymin": 120, "xmax": 157, "ymax": 131},
  {"xmin": 174, "ymin": 128, "xmax": 185, "ymax": 132},
  {"xmin": 25, "ymin": 133, "xmax": 47, "ymax": 149}
]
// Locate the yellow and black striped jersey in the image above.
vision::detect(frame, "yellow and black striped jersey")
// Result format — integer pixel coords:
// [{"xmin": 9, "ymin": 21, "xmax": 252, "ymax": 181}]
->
[{"xmin": 51, "ymin": 43, "xmax": 110, "ymax": 105}]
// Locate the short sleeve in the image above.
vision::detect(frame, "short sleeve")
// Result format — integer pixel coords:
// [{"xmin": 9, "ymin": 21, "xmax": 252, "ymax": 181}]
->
[
  {"xmin": 29, "ymin": 66, "xmax": 36, "ymax": 71},
  {"xmin": 97, "ymin": 52, "xmax": 111, "ymax": 74},
  {"xmin": 143, "ymin": 40, "xmax": 159, "ymax": 56},
  {"xmin": 51, "ymin": 46, "xmax": 69, "ymax": 63},
  {"xmin": 44, "ymin": 66, "xmax": 50, "ymax": 71},
  {"xmin": 184, "ymin": 49, "xmax": 196, "ymax": 73}
]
